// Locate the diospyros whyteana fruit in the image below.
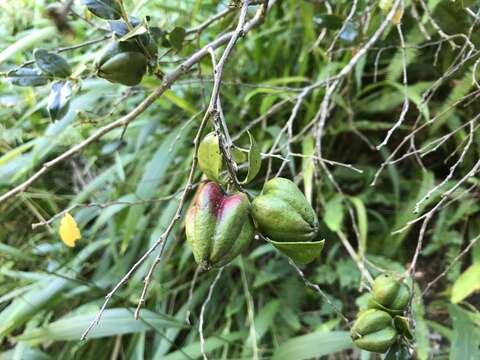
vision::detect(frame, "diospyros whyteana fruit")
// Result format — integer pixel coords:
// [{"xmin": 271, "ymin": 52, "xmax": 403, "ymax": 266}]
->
[
  {"xmin": 95, "ymin": 41, "xmax": 148, "ymax": 86},
  {"xmin": 251, "ymin": 178, "xmax": 319, "ymax": 242},
  {"xmin": 368, "ymin": 274, "xmax": 409, "ymax": 315},
  {"xmin": 185, "ymin": 182, "xmax": 253, "ymax": 270},
  {"xmin": 351, "ymin": 309, "xmax": 397, "ymax": 353}
]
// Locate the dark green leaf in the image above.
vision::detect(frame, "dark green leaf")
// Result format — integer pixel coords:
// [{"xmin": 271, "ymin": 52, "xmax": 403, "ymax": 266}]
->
[
  {"xmin": 81, "ymin": 0, "xmax": 122, "ymax": 20},
  {"xmin": 47, "ymin": 81, "xmax": 72, "ymax": 121},
  {"xmin": 385, "ymin": 343, "xmax": 410, "ymax": 360},
  {"xmin": 33, "ymin": 49, "xmax": 71, "ymax": 78},
  {"xmin": 6, "ymin": 68, "xmax": 49, "ymax": 87},
  {"xmin": 393, "ymin": 316, "xmax": 414, "ymax": 340},
  {"xmin": 168, "ymin": 27, "xmax": 186, "ymax": 51}
]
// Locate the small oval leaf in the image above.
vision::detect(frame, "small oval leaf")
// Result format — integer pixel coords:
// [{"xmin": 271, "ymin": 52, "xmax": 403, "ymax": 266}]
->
[
  {"xmin": 393, "ymin": 316, "xmax": 413, "ymax": 340},
  {"xmin": 81, "ymin": 0, "xmax": 122, "ymax": 20},
  {"xmin": 47, "ymin": 81, "xmax": 73, "ymax": 121},
  {"xmin": 34, "ymin": 49, "xmax": 71, "ymax": 78},
  {"xmin": 266, "ymin": 238, "xmax": 325, "ymax": 265},
  {"xmin": 6, "ymin": 68, "xmax": 49, "ymax": 87},
  {"xmin": 169, "ymin": 27, "xmax": 186, "ymax": 51}
]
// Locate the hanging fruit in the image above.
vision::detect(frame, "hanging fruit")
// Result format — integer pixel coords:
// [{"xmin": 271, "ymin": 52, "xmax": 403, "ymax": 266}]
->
[
  {"xmin": 368, "ymin": 274, "xmax": 410, "ymax": 315},
  {"xmin": 351, "ymin": 309, "xmax": 397, "ymax": 353},
  {"xmin": 185, "ymin": 182, "xmax": 254, "ymax": 270},
  {"xmin": 94, "ymin": 41, "xmax": 148, "ymax": 86},
  {"xmin": 251, "ymin": 178, "xmax": 319, "ymax": 243}
]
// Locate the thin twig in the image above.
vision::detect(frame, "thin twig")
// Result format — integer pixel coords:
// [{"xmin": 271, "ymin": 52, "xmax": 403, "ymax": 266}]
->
[{"xmin": 199, "ymin": 267, "xmax": 224, "ymax": 360}]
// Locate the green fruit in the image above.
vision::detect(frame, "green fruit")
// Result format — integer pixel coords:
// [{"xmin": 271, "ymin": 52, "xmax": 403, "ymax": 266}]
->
[
  {"xmin": 185, "ymin": 182, "xmax": 253, "ymax": 270},
  {"xmin": 95, "ymin": 41, "xmax": 148, "ymax": 86},
  {"xmin": 251, "ymin": 178, "xmax": 319, "ymax": 242},
  {"xmin": 371, "ymin": 274, "xmax": 409, "ymax": 312},
  {"xmin": 351, "ymin": 309, "xmax": 397, "ymax": 353}
]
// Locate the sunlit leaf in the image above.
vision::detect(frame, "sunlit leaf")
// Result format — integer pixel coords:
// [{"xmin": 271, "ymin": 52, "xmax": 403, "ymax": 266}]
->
[{"xmin": 451, "ymin": 263, "xmax": 480, "ymax": 304}]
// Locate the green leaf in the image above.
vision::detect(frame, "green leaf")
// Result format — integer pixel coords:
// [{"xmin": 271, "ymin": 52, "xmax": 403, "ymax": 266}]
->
[
  {"xmin": 272, "ymin": 331, "xmax": 352, "ymax": 360},
  {"xmin": 163, "ymin": 90, "xmax": 198, "ymax": 115},
  {"xmin": 449, "ymin": 305, "xmax": 480, "ymax": 360},
  {"xmin": 393, "ymin": 316, "xmax": 414, "ymax": 340},
  {"xmin": 349, "ymin": 197, "xmax": 368, "ymax": 253},
  {"xmin": 324, "ymin": 195, "xmax": 344, "ymax": 232},
  {"xmin": 239, "ymin": 131, "xmax": 261, "ymax": 185},
  {"xmin": 0, "ymin": 241, "xmax": 107, "ymax": 337},
  {"xmin": 385, "ymin": 343, "xmax": 410, "ymax": 360},
  {"xmin": 168, "ymin": 27, "xmax": 186, "ymax": 51},
  {"xmin": 81, "ymin": 0, "xmax": 122, "ymax": 20},
  {"xmin": 136, "ymin": 126, "xmax": 187, "ymax": 199},
  {"xmin": 6, "ymin": 68, "xmax": 49, "ymax": 87},
  {"xmin": 413, "ymin": 288, "xmax": 430, "ymax": 360},
  {"xmin": 33, "ymin": 49, "xmax": 71, "ymax": 78},
  {"xmin": 47, "ymin": 81, "xmax": 72, "ymax": 121},
  {"xmin": 266, "ymin": 238, "xmax": 325, "ymax": 265},
  {"xmin": 17, "ymin": 308, "xmax": 185, "ymax": 342},
  {"xmin": 161, "ymin": 332, "xmax": 246, "ymax": 360},
  {"xmin": 198, "ymin": 132, "xmax": 223, "ymax": 182},
  {"xmin": 451, "ymin": 263, "xmax": 480, "ymax": 304}
]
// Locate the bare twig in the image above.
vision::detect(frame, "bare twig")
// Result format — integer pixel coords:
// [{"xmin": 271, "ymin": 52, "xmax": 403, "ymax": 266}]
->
[
  {"xmin": 199, "ymin": 267, "xmax": 224, "ymax": 360},
  {"xmin": 422, "ymin": 233, "xmax": 480, "ymax": 297}
]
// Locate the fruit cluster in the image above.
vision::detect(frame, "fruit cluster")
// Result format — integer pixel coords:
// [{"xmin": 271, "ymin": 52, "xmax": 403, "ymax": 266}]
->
[
  {"xmin": 351, "ymin": 274, "xmax": 412, "ymax": 354},
  {"xmin": 184, "ymin": 133, "xmax": 322, "ymax": 270}
]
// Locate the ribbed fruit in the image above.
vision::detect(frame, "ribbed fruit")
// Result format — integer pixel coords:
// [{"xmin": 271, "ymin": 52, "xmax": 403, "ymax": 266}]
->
[
  {"xmin": 185, "ymin": 182, "xmax": 253, "ymax": 270},
  {"xmin": 251, "ymin": 178, "xmax": 319, "ymax": 242}
]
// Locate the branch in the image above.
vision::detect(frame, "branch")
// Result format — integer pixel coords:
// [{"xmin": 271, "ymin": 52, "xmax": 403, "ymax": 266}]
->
[{"xmin": 0, "ymin": 0, "xmax": 276, "ymax": 205}]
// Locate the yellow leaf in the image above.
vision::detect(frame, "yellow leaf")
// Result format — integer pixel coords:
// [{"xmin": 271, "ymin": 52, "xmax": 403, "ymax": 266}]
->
[
  {"xmin": 392, "ymin": 9, "xmax": 403, "ymax": 25},
  {"xmin": 59, "ymin": 213, "xmax": 81, "ymax": 247}
]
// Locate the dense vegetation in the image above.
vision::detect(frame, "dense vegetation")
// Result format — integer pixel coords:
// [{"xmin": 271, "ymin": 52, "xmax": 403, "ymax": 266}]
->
[{"xmin": 1, "ymin": 1, "xmax": 479, "ymax": 359}]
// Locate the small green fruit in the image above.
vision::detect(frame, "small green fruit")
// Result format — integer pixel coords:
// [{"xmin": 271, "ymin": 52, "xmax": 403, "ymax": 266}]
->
[
  {"xmin": 351, "ymin": 309, "xmax": 397, "ymax": 353},
  {"xmin": 95, "ymin": 41, "xmax": 148, "ymax": 86},
  {"xmin": 251, "ymin": 178, "xmax": 319, "ymax": 242},
  {"xmin": 371, "ymin": 274, "xmax": 409, "ymax": 312},
  {"xmin": 185, "ymin": 182, "xmax": 253, "ymax": 270}
]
